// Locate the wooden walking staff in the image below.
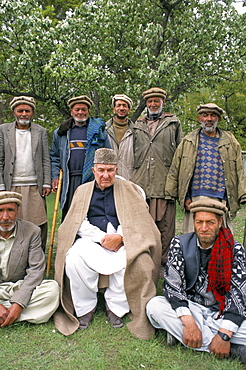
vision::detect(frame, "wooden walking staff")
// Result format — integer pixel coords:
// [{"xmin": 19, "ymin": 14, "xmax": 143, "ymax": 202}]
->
[{"xmin": 46, "ymin": 169, "xmax": 63, "ymax": 277}]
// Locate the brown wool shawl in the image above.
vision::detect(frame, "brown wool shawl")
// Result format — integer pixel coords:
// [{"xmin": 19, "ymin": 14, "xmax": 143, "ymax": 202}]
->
[{"xmin": 54, "ymin": 178, "xmax": 161, "ymax": 340}]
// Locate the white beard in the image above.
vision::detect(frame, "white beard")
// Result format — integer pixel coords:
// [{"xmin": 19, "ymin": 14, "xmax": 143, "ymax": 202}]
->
[{"xmin": 17, "ymin": 119, "xmax": 31, "ymax": 126}]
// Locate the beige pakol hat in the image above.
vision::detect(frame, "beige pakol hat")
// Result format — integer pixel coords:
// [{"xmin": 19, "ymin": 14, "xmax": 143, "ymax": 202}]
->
[
  {"xmin": 0, "ymin": 191, "xmax": 22, "ymax": 206},
  {"xmin": 10, "ymin": 96, "xmax": 36, "ymax": 111},
  {"xmin": 67, "ymin": 95, "xmax": 93, "ymax": 109},
  {"xmin": 190, "ymin": 198, "xmax": 227, "ymax": 216},
  {"xmin": 94, "ymin": 148, "xmax": 117, "ymax": 165},
  {"xmin": 196, "ymin": 103, "xmax": 225, "ymax": 118},
  {"xmin": 112, "ymin": 94, "xmax": 133, "ymax": 109},
  {"xmin": 142, "ymin": 87, "xmax": 167, "ymax": 101}
]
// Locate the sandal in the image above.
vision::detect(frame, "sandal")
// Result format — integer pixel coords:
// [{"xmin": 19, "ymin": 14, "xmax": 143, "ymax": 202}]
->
[{"xmin": 105, "ymin": 304, "xmax": 124, "ymax": 329}]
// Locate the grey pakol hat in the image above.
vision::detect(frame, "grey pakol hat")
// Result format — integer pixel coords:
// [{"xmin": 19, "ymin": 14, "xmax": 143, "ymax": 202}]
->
[
  {"xmin": 142, "ymin": 87, "xmax": 167, "ymax": 101},
  {"xmin": 94, "ymin": 148, "xmax": 117, "ymax": 165},
  {"xmin": 196, "ymin": 103, "xmax": 225, "ymax": 118},
  {"xmin": 67, "ymin": 95, "xmax": 93, "ymax": 109},
  {"xmin": 10, "ymin": 96, "xmax": 36, "ymax": 111}
]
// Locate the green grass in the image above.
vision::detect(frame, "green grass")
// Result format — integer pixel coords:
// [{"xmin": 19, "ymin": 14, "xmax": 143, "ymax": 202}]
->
[{"xmin": 0, "ymin": 195, "xmax": 245, "ymax": 369}]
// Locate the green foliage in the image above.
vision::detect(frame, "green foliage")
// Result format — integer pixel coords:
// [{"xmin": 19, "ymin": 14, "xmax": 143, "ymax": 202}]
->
[
  {"xmin": 0, "ymin": 0, "xmax": 245, "ymax": 138},
  {"xmin": 38, "ymin": 0, "xmax": 81, "ymax": 20}
]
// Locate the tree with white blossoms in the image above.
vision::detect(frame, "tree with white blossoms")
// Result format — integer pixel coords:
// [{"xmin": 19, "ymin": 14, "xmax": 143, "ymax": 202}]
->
[{"xmin": 0, "ymin": 0, "xmax": 245, "ymax": 136}]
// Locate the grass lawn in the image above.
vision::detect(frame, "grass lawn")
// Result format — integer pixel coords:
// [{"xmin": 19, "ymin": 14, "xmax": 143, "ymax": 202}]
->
[{"xmin": 0, "ymin": 194, "xmax": 245, "ymax": 370}]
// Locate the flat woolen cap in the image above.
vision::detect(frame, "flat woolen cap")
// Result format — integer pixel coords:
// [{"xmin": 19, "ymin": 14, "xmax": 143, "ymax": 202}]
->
[
  {"xmin": 112, "ymin": 94, "xmax": 133, "ymax": 109},
  {"xmin": 0, "ymin": 191, "xmax": 22, "ymax": 206},
  {"xmin": 190, "ymin": 198, "xmax": 228, "ymax": 216},
  {"xmin": 94, "ymin": 148, "xmax": 117, "ymax": 165},
  {"xmin": 67, "ymin": 95, "xmax": 93, "ymax": 109},
  {"xmin": 142, "ymin": 87, "xmax": 167, "ymax": 101},
  {"xmin": 10, "ymin": 96, "xmax": 36, "ymax": 111},
  {"xmin": 196, "ymin": 103, "xmax": 225, "ymax": 118}
]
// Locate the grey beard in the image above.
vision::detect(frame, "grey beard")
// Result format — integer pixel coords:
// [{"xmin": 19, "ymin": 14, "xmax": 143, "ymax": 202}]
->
[
  {"xmin": 0, "ymin": 222, "xmax": 16, "ymax": 233},
  {"xmin": 200, "ymin": 121, "xmax": 218, "ymax": 132},
  {"xmin": 147, "ymin": 102, "xmax": 163, "ymax": 120},
  {"xmin": 75, "ymin": 118, "xmax": 87, "ymax": 124},
  {"xmin": 17, "ymin": 119, "xmax": 31, "ymax": 126}
]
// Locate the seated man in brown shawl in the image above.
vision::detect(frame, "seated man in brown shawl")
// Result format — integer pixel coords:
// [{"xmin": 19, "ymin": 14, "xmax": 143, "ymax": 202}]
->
[{"xmin": 54, "ymin": 148, "xmax": 161, "ymax": 340}]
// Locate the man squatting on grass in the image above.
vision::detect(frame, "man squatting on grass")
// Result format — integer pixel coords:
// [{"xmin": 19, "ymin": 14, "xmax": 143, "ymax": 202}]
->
[
  {"xmin": 0, "ymin": 191, "xmax": 59, "ymax": 327},
  {"xmin": 147, "ymin": 198, "xmax": 246, "ymax": 365}
]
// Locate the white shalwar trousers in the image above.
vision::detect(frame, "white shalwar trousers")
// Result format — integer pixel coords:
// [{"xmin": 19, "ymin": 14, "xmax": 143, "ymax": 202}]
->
[
  {"xmin": 66, "ymin": 238, "xmax": 129, "ymax": 318},
  {"xmin": 0, "ymin": 280, "xmax": 60, "ymax": 324},
  {"xmin": 146, "ymin": 296, "xmax": 246, "ymax": 351}
]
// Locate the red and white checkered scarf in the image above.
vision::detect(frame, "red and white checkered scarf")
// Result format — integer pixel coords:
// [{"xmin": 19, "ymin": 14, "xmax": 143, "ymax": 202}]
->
[{"xmin": 207, "ymin": 227, "xmax": 234, "ymax": 314}]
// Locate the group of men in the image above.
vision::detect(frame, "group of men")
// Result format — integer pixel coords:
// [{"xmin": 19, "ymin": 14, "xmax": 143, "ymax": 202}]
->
[{"xmin": 0, "ymin": 89, "xmax": 246, "ymax": 365}]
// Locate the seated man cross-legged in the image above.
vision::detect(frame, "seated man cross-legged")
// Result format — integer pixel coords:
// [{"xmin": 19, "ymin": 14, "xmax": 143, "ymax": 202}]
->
[
  {"xmin": 147, "ymin": 199, "xmax": 246, "ymax": 365},
  {"xmin": 54, "ymin": 148, "xmax": 161, "ymax": 340},
  {"xmin": 0, "ymin": 191, "xmax": 59, "ymax": 327}
]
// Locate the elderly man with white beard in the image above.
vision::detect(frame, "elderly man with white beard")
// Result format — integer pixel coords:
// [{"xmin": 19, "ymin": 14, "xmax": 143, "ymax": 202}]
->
[
  {"xmin": 131, "ymin": 87, "xmax": 182, "ymax": 271},
  {"xmin": 54, "ymin": 148, "xmax": 161, "ymax": 339},
  {"xmin": 0, "ymin": 191, "xmax": 59, "ymax": 327},
  {"xmin": 165, "ymin": 103, "xmax": 246, "ymax": 233},
  {"xmin": 0, "ymin": 96, "xmax": 51, "ymax": 251}
]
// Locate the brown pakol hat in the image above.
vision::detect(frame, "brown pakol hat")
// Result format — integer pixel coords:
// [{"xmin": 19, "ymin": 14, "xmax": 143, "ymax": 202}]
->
[
  {"xmin": 67, "ymin": 95, "xmax": 93, "ymax": 109},
  {"xmin": 94, "ymin": 148, "xmax": 117, "ymax": 165},
  {"xmin": 0, "ymin": 191, "xmax": 22, "ymax": 206},
  {"xmin": 190, "ymin": 198, "xmax": 227, "ymax": 216},
  {"xmin": 142, "ymin": 87, "xmax": 167, "ymax": 101},
  {"xmin": 196, "ymin": 103, "xmax": 225, "ymax": 118},
  {"xmin": 10, "ymin": 96, "xmax": 36, "ymax": 111}
]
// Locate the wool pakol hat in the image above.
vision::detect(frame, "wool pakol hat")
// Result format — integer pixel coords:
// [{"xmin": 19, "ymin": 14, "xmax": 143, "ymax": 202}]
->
[
  {"xmin": 67, "ymin": 95, "xmax": 93, "ymax": 109},
  {"xmin": 142, "ymin": 87, "xmax": 167, "ymax": 101},
  {"xmin": 94, "ymin": 148, "xmax": 117, "ymax": 165},
  {"xmin": 10, "ymin": 96, "xmax": 36, "ymax": 111},
  {"xmin": 196, "ymin": 103, "xmax": 225, "ymax": 118},
  {"xmin": 0, "ymin": 191, "xmax": 22, "ymax": 206},
  {"xmin": 190, "ymin": 198, "xmax": 227, "ymax": 216},
  {"xmin": 112, "ymin": 94, "xmax": 133, "ymax": 109}
]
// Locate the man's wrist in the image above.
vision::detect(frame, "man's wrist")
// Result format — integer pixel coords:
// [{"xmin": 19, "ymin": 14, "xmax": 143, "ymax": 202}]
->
[
  {"xmin": 180, "ymin": 314, "xmax": 195, "ymax": 327},
  {"xmin": 217, "ymin": 331, "xmax": 231, "ymax": 341},
  {"xmin": 217, "ymin": 328, "xmax": 233, "ymax": 341}
]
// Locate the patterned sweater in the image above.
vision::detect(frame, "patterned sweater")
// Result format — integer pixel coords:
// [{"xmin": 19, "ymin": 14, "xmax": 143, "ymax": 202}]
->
[
  {"xmin": 190, "ymin": 131, "xmax": 226, "ymax": 199},
  {"xmin": 164, "ymin": 235, "xmax": 246, "ymax": 328}
]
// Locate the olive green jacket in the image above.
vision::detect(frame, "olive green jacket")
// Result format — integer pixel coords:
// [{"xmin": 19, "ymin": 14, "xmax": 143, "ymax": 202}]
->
[
  {"xmin": 165, "ymin": 128, "xmax": 246, "ymax": 219},
  {"xmin": 131, "ymin": 113, "xmax": 182, "ymax": 198}
]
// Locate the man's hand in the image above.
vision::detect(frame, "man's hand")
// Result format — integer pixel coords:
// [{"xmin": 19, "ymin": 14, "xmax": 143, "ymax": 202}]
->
[
  {"xmin": 184, "ymin": 199, "xmax": 192, "ymax": 211},
  {"xmin": 51, "ymin": 179, "xmax": 58, "ymax": 192},
  {"xmin": 101, "ymin": 234, "xmax": 123, "ymax": 252},
  {"xmin": 209, "ymin": 329, "xmax": 233, "ymax": 359},
  {"xmin": 42, "ymin": 188, "xmax": 51, "ymax": 197},
  {"xmin": 180, "ymin": 315, "xmax": 202, "ymax": 348},
  {"xmin": 0, "ymin": 304, "xmax": 9, "ymax": 326},
  {"xmin": 0, "ymin": 303, "xmax": 23, "ymax": 327}
]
